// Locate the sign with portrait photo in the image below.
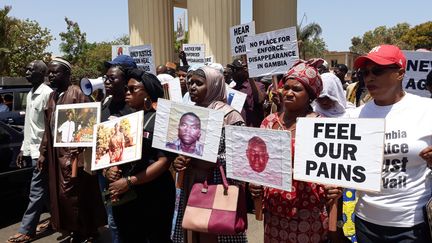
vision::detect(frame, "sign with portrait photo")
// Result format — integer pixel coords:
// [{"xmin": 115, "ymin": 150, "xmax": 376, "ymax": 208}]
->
[
  {"xmin": 226, "ymin": 87, "xmax": 247, "ymax": 113},
  {"xmin": 54, "ymin": 102, "xmax": 101, "ymax": 147},
  {"xmin": 91, "ymin": 110, "xmax": 144, "ymax": 171},
  {"xmin": 225, "ymin": 126, "xmax": 292, "ymax": 191},
  {"xmin": 111, "ymin": 45, "xmax": 130, "ymax": 60},
  {"xmin": 294, "ymin": 118, "xmax": 385, "ymax": 192},
  {"xmin": 152, "ymin": 99, "xmax": 224, "ymax": 162}
]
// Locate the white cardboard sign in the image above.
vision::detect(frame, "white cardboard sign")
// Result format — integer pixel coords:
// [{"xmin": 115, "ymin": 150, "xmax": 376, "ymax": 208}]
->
[
  {"xmin": 245, "ymin": 27, "xmax": 299, "ymax": 78},
  {"xmin": 183, "ymin": 44, "xmax": 206, "ymax": 66},
  {"xmin": 129, "ymin": 44, "xmax": 156, "ymax": 75},
  {"xmin": 230, "ymin": 21, "xmax": 255, "ymax": 56},
  {"xmin": 294, "ymin": 118, "xmax": 385, "ymax": 192},
  {"xmin": 403, "ymin": 51, "xmax": 432, "ymax": 98},
  {"xmin": 226, "ymin": 87, "xmax": 246, "ymax": 113},
  {"xmin": 152, "ymin": 99, "xmax": 224, "ymax": 163},
  {"xmin": 226, "ymin": 126, "xmax": 292, "ymax": 191}
]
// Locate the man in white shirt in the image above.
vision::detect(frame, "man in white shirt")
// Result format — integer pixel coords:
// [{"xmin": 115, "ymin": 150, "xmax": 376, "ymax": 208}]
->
[
  {"xmin": 8, "ymin": 60, "xmax": 53, "ymax": 243},
  {"xmin": 57, "ymin": 110, "xmax": 75, "ymax": 143}
]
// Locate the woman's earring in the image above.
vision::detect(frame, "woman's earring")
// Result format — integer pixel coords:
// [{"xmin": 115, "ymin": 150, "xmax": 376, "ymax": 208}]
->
[{"xmin": 144, "ymin": 97, "xmax": 152, "ymax": 110}]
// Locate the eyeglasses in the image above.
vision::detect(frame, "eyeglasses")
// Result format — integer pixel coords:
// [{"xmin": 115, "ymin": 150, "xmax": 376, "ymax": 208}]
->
[
  {"xmin": 358, "ymin": 65, "xmax": 400, "ymax": 77},
  {"xmin": 102, "ymin": 75, "xmax": 115, "ymax": 83},
  {"xmin": 124, "ymin": 85, "xmax": 144, "ymax": 94}
]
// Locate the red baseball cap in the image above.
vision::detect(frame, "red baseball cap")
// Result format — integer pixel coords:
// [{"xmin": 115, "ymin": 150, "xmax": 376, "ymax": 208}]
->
[{"xmin": 354, "ymin": 45, "xmax": 406, "ymax": 69}]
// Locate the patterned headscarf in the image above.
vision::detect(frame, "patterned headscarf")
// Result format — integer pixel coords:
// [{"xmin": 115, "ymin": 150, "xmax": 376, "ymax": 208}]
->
[{"xmin": 283, "ymin": 58, "xmax": 324, "ymax": 100}]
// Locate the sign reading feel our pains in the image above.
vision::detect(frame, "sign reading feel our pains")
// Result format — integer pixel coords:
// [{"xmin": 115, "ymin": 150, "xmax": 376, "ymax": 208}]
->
[
  {"xmin": 245, "ymin": 26, "xmax": 299, "ymax": 78},
  {"xmin": 403, "ymin": 51, "xmax": 432, "ymax": 98},
  {"xmin": 294, "ymin": 118, "xmax": 385, "ymax": 192},
  {"xmin": 230, "ymin": 21, "xmax": 255, "ymax": 56}
]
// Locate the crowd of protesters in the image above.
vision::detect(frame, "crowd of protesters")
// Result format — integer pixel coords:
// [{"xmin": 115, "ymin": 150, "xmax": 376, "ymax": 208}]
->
[{"xmin": 6, "ymin": 43, "xmax": 432, "ymax": 243}]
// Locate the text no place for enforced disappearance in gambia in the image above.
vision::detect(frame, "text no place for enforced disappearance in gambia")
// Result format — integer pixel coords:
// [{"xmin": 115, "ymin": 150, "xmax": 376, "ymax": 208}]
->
[{"xmin": 246, "ymin": 27, "xmax": 299, "ymax": 78}]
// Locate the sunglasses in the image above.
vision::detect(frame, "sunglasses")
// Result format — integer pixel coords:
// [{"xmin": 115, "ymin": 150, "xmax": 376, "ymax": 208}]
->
[
  {"xmin": 358, "ymin": 65, "xmax": 400, "ymax": 77},
  {"xmin": 124, "ymin": 85, "xmax": 144, "ymax": 94}
]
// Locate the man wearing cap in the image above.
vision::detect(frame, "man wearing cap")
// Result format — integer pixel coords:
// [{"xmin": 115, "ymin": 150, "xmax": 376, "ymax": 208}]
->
[
  {"xmin": 341, "ymin": 45, "xmax": 432, "ymax": 242},
  {"xmin": 229, "ymin": 58, "xmax": 266, "ymax": 127},
  {"xmin": 38, "ymin": 57, "xmax": 105, "ymax": 242},
  {"xmin": 334, "ymin": 64, "xmax": 349, "ymax": 90}
]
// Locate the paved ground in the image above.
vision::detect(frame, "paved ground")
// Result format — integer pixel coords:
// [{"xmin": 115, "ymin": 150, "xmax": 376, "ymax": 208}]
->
[{"xmin": 0, "ymin": 213, "xmax": 263, "ymax": 242}]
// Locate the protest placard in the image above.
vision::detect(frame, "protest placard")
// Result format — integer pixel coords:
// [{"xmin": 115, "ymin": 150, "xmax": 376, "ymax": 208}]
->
[
  {"xmin": 91, "ymin": 111, "xmax": 144, "ymax": 170},
  {"xmin": 183, "ymin": 44, "xmax": 205, "ymax": 65},
  {"xmin": 225, "ymin": 126, "xmax": 292, "ymax": 191},
  {"xmin": 226, "ymin": 87, "xmax": 246, "ymax": 112},
  {"xmin": 54, "ymin": 102, "xmax": 101, "ymax": 147},
  {"xmin": 153, "ymin": 99, "xmax": 224, "ymax": 163},
  {"xmin": 129, "ymin": 44, "xmax": 156, "ymax": 74},
  {"xmin": 205, "ymin": 56, "xmax": 214, "ymax": 64},
  {"xmin": 176, "ymin": 11, "xmax": 186, "ymax": 41},
  {"xmin": 111, "ymin": 45, "xmax": 130, "ymax": 60},
  {"xmin": 294, "ymin": 118, "xmax": 385, "ymax": 192},
  {"xmin": 230, "ymin": 21, "xmax": 255, "ymax": 56},
  {"xmin": 245, "ymin": 27, "xmax": 299, "ymax": 78},
  {"xmin": 161, "ymin": 77, "xmax": 183, "ymax": 103},
  {"xmin": 403, "ymin": 51, "xmax": 432, "ymax": 97}
]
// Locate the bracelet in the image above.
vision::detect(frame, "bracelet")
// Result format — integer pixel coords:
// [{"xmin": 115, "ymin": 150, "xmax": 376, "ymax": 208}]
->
[{"xmin": 126, "ymin": 176, "xmax": 133, "ymax": 187}]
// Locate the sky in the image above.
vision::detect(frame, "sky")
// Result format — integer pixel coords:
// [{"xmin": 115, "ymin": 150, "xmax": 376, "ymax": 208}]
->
[{"xmin": 2, "ymin": 0, "xmax": 431, "ymax": 56}]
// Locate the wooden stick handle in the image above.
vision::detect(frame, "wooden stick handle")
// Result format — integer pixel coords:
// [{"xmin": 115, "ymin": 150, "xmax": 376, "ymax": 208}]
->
[
  {"xmin": 71, "ymin": 156, "xmax": 78, "ymax": 178},
  {"xmin": 328, "ymin": 199, "xmax": 338, "ymax": 232},
  {"xmin": 272, "ymin": 75, "xmax": 279, "ymax": 91},
  {"xmin": 176, "ymin": 171, "xmax": 184, "ymax": 189},
  {"xmin": 254, "ymin": 197, "xmax": 263, "ymax": 221}
]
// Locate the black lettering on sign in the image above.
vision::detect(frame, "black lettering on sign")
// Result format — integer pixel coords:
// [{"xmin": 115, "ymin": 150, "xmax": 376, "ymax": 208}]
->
[
  {"xmin": 383, "ymin": 175, "xmax": 407, "ymax": 188},
  {"xmin": 405, "ymin": 78, "xmax": 426, "ymax": 90},
  {"xmin": 314, "ymin": 142, "xmax": 357, "ymax": 160},
  {"xmin": 233, "ymin": 25, "xmax": 249, "ymax": 35},
  {"xmin": 313, "ymin": 123, "xmax": 361, "ymax": 140},
  {"xmin": 382, "ymin": 157, "xmax": 408, "ymax": 173},
  {"xmin": 385, "ymin": 130, "xmax": 407, "ymax": 140},
  {"xmin": 306, "ymin": 160, "xmax": 318, "ymax": 175},
  {"xmin": 306, "ymin": 161, "xmax": 366, "ymax": 182}
]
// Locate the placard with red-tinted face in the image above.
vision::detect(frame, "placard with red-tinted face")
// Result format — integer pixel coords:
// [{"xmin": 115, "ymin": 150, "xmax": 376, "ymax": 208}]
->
[{"xmin": 225, "ymin": 125, "xmax": 292, "ymax": 191}]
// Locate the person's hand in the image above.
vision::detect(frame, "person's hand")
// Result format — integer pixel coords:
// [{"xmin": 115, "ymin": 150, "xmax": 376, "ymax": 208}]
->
[
  {"xmin": 179, "ymin": 50, "xmax": 187, "ymax": 63},
  {"xmin": 249, "ymin": 183, "xmax": 264, "ymax": 199},
  {"xmin": 36, "ymin": 155, "xmax": 45, "ymax": 171},
  {"xmin": 104, "ymin": 166, "xmax": 122, "ymax": 182},
  {"xmin": 109, "ymin": 177, "xmax": 129, "ymax": 199},
  {"xmin": 420, "ymin": 145, "xmax": 432, "ymax": 168},
  {"xmin": 324, "ymin": 186, "xmax": 343, "ymax": 205},
  {"xmin": 16, "ymin": 151, "xmax": 24, "ymax": 168},
  {"xmin": 173, "ymin": 155, "xmax": 191, "ymax": 171}
]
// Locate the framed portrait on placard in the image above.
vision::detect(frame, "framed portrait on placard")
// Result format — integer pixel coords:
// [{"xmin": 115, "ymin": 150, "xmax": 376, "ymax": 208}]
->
[
  {"xmin": 225, "ymin": 125, "xmax": 292, "ymax": 191},
  {"xmin": 54, "ymin": 102, "xmax": 100, "ymax": 147},
  {"xmin": 152, "ymin": 99, "xmax": 224, "ymax": 162},
  {"xmin": 91, "ymin": 111, "xmax": 144, "ymax": 171}
]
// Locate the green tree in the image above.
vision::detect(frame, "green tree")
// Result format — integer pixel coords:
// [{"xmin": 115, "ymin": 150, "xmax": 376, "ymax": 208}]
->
[
  {"xmin": 59, "ymin": 17, "xmax": 88, "ymax": 64},
  {"xmin": 297, "ymin": 22, "xmax": 325, "ymax": 59},
  {"xmin": 0, "ymin": 6, "xmax": 52, "ymax": 76},
  {"xmin": 401, "ymin": 21, "xmax": 432, "ymax": 50},
  {"xmin": 350, "ymin": 23, "xmax": 412, "ymax": 54}
]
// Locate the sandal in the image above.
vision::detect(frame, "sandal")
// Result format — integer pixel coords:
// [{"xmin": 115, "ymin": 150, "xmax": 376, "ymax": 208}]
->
[
  {"xmin": 7, "ymin": 233, "xmax": 33, "ymax": 243},
  {"xmin": 36, "ymin": 219, "xmax": 51, "ymax": 234}
]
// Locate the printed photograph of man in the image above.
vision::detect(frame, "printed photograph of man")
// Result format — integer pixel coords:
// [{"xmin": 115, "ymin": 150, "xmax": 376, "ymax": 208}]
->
[
  {"xmin": 57, "ymin": 109, "xmax": 75, "ymax": 143},
  {"xmin": 166, "ymin": 112, "xmax": 204, "ymax": 156},
  {"xmin": 246, "ymin": 136, "xmax": 269, "ymax": 173},
  {"xmin": 108, "ymin": 123, "xmax": 125, "ymax": 163}
]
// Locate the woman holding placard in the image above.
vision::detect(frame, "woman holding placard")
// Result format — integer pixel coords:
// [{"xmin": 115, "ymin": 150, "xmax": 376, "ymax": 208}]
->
[
  {"xmin": 249, "ymin": 59, "xmax": 342, "ymax": 243},
  {"xmin": 172, "ymin": 66, "xmax": 247, "ymax": 243},
  {"xmin": 105, "ymin": 69, "xmax": 176, "ymax": 243}
]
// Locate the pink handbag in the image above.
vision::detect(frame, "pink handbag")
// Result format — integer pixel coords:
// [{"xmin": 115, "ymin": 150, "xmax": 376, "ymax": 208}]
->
[{"xmin": 182, "ymin": 161, "xmax": 248, "ymax": 235}]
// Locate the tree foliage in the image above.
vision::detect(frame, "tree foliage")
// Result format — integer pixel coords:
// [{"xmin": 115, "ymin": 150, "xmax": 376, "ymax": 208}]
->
[
  {"xmin": 401, "ymin": 21, "xmax": 432, "ymax": 50},
  {"xmin": 350, "ymin": 23, "xmax": 413, "ymax": 54},
  {"xmin": 297, "ymin": 22, "xmax": 326, "ymax": 59},
  {"xmin": 0, "ymin": 6, "xmax": 52, "ymax": 76}
]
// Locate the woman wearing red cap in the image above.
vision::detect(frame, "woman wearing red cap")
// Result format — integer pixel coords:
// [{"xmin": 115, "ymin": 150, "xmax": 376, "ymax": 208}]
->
[{"xmin": 348, "ymin": 45, "xmax": 432, "ymax": 242}]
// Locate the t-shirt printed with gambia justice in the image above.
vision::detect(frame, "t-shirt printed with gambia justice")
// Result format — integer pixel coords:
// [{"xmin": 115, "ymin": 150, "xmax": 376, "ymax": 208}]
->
[{"xmin": 347, "ymin": 93, "xmax": 432, "ymax": 227}]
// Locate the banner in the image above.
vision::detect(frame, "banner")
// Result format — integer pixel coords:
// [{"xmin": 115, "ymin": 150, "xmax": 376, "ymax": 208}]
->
[
  {"xmin": 225, "ymin": 126, "xmax": 292, "ymax": 191},
  {"xmin": 245, "ymin": 27, "xmax": 299, "ymax": 78},
  {"xmin": 230, "ymin": 21, "xmax": 255, "ymax": 56},
  {"xmin": 111, "ymin": 45, "xmax": 130, "ymax": 60},
  {"xmin": 294, "ymin": 118, "xmax": 385, "ymax": 192},
  {"xmin": 129, "ymin": 44, "xmax": 156, "ymax": 75},
  {"xmin": 152, "ymin": 99, "xmax": 224, "ymax": 163},
  {"xmin": 403, "ymin": 51, "xmax": 432, "ymax": 97},
  {"xmin": 183, "ymin": 44, "xmax": 205, "ymax": 66}
]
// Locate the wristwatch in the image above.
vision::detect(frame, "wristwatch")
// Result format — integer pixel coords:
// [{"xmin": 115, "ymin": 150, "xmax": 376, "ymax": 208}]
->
[{"xmin": 336, "ymin": 220, "xmax": 344, "ymax": 228}]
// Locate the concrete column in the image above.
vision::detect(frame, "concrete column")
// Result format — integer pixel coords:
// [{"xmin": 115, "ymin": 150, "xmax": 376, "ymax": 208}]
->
[
  {"xmin": 128, "ymin": 0, "xmax": 174, "ymax": 66},
  {"xmin": 253, "ymin": 0, "xmax": 297, "ymax": 34},
  {"xmin": 188, "ymin": 0, "xmax": 240, "ymax": 65}
]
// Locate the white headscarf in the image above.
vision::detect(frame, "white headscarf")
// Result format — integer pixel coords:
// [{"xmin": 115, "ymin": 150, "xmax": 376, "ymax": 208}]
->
[{"xmin": 313, "ymin": 73, "xmax": 347, "ymax": 117}]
